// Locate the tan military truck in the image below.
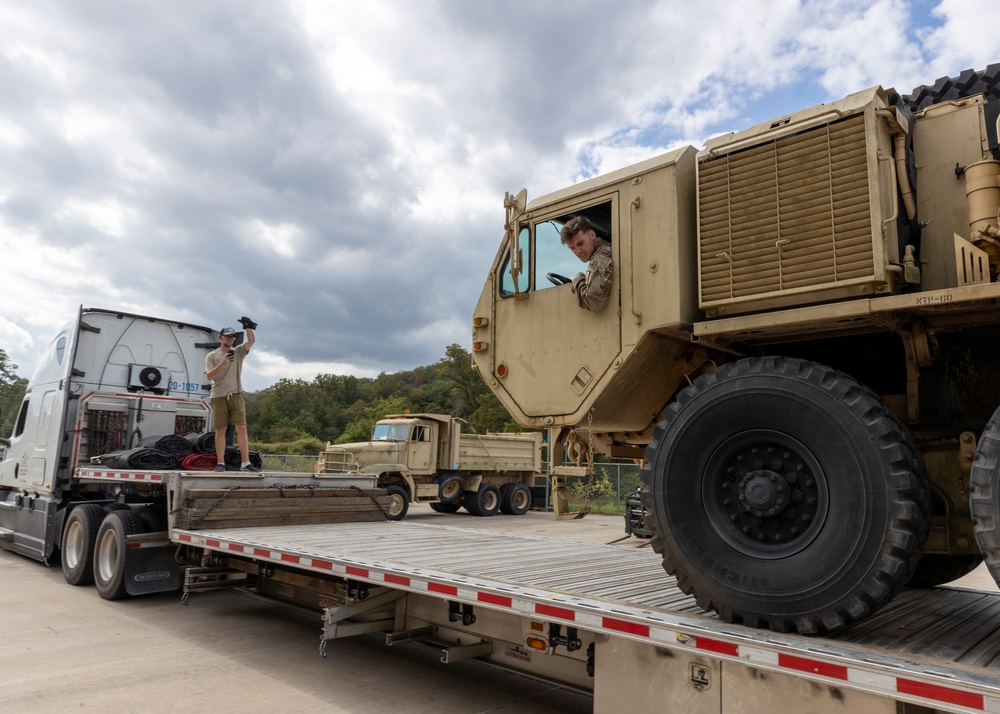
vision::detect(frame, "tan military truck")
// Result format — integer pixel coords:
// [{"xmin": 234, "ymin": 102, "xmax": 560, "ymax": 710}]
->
[
  {"xmin": 318, "ymin": 414, "xmax": 544, "ymax": 520},
  {"xmin": 471, "ymin": 65, "xmax": 1000, "ymax": 634}
]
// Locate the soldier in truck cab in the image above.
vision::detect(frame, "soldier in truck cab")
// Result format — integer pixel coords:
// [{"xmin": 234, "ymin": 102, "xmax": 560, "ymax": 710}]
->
[{"xmin": 560, "ymin": 216, "xmax": 613, "ymax": 312}]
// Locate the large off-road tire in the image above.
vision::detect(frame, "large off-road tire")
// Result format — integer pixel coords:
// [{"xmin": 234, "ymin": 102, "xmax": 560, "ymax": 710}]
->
[
  {"xmin": 464, "ymin": 484, "xmax": 501, "ymax": 517},
  {"xmin": 500, "ymin": 483, "xmax": 532, "ymax": 516},
  {"xmin": 641, "ymin": 357, "xmax": 929, "ymax": 634},
  {"xmin": 969, "ymin": 405, "xmax": 1000, "ymax": 588},
  {"xmin": 61, "ymin": 504, "xmax": 105, "ymax": 586},
  {"xmin": 385, "ymin": 485, "xmax": 409, "ymax": 521},
  {"xmin": 94, "ymin": 509, "xmax": 144, "ymax": 600},
  {"xmin": 904, "ymin": 63, "xmax": 1000, "ymax": 112}
]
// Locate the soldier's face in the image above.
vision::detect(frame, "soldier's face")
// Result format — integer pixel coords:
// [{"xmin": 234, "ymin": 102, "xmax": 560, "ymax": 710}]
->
[{"xmin": 567, "ymin": 230, "xmax": 598, "ymax": 262}]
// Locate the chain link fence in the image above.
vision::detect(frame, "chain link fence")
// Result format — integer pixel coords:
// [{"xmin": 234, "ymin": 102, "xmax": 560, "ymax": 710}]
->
[
  {"xmin": 542, "ymin": 461, "xmax": 643, "ymax": 515},
  {"xmin": 259, "ymin": 454, "xmax": 321, "ymax": 473}
]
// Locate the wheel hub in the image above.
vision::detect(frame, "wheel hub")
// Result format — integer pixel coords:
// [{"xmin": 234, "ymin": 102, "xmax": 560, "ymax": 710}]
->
[
  {"xmin": 709, "ymin": 439, "xmax": 826, "ymax": 556},
  {"xmin": 738, "ymin": 469, "xmax": 789, "ymax": 516}
]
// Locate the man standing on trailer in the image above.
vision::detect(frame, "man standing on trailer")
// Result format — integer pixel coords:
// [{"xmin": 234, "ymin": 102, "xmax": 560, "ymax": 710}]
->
[{"xmin": 205, "ymin": 317, "xmax": 258, "ymax": 472}]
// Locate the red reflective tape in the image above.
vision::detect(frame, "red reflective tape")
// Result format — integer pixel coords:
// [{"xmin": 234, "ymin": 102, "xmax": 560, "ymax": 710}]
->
[
  {"xmin": 385, "ymin": 574, "xmax": 409, "ymax": 586},
  {"xmin": 280, "ymin": 554, "xmax": 299, "ymax": 563},
  {"xmin": 228, "ymin": 544, "xmax": 245, "ymax": 552},
  {"xmin": 778, "ymin": 654, "xmax": 847, "ymax": 680},
  {"xmin": 897, "ymin": 678, "xmax": 984, "ymax": 710},
  {"xmin": 253, "ymin": 548, "xmax": 270, "ymax": 557},
  {"xmin": 478, "ymin": 592, "xmax": 512, "ymax": 607},
  {"xmin": 696, "ymin": 637, "xmax": 739, "ymax": 657},
  {"xmin": 535, "ymin": 604, "xmax": 576, "ymax": 621},
  {"xmin": 346, "ymin": 566, "xmax": 368, "ymax": 578},
  {"xmin": 176, "ymin": 533, "xmax": 192, "ymax": 542},
  {"xmin": 206, "ymin": 539, "xmax": 220, "ymax": 547},
  {"xmin": 128, "ymin": 543, "xmax": 142, "ymax": 549},
  {"xmin": 313, "ymin": 560, "xmax": 333, "ymax": 570},
  {"xmin": 603, "ymin": 618, "xmax": 650, "ymax": 637},
  {"xmin": 428, "ymin": 582, "xmax": 458, "ymax": 596}
]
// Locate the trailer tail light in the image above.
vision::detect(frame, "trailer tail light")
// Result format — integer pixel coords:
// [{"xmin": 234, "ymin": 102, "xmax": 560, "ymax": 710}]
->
[
  {"xmin": 525, "ymin": 636, "xmax": 548, "ymax": 651},
  {"xmin": 472, "ymin": 341, "xmax": 488, "ymax": 352},
  {"xmin": 496, "ymin": 363, "xmax": 507, "ymax": 378},
  {"xmin": 472, "ymin": 316, "xmax": 489, "ymax": 327}
]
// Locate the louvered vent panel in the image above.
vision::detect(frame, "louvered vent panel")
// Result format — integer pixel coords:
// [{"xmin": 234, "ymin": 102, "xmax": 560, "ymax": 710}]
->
[{"xmin": 699, "ymin": 114, "xmax": 875, "ymax": 307}]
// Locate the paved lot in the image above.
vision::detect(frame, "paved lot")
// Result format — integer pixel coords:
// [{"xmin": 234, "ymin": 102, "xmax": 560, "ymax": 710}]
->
[
  {"xmin": 0, "ymin": 505, "xmax": 625, "ymax": 714},
  {"xmin": 3, "ymin": 504, "xmax": 997, "ymax": 713}
]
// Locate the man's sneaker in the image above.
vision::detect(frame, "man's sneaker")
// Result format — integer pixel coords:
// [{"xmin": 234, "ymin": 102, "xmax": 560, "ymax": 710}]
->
[
  {"xmin": 213, "ymin": 464, "xmax": 227, "ymax": 472},
  {"xmin": 240, "ymin": 464, "xmax": 260, "ymax": 473}
]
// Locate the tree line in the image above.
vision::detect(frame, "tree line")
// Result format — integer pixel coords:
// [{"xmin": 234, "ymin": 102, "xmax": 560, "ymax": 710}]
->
[{"xmin": 0, "ymin": 345, "xmax": 520, "ymax": 455}]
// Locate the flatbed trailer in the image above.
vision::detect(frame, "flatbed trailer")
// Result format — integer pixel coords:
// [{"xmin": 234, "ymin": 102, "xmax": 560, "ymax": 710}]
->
[{"xmin": 173, "ymin": 517, "xmax": 1000, "ymax": 714}]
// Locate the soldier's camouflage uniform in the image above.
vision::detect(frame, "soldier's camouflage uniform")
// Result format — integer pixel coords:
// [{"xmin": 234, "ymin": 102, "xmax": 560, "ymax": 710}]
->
[{"xmin": 574, "ymin": 238, "xmax": 613, "ymax": 312}]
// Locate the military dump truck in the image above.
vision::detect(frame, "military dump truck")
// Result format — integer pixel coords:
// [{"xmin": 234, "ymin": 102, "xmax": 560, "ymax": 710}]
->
[
  {"xmin": 471, "ymin": 66, "xmax": 1000, "ymax": 634},
  {"xmin": 318, "ymin": 413, "xmax": 544, "ymax": 519}
]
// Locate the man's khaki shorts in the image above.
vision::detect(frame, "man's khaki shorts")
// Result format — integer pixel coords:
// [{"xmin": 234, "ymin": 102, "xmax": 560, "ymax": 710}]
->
[{"xmin": 212, "ymin": 393, "xmax": 246, "ymax": 429}]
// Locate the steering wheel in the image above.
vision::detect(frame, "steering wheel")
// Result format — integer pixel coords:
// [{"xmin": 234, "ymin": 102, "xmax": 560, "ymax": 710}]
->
[{"xmin": 546, "ymin": 272, "xmax": 572, "ymax": 286}]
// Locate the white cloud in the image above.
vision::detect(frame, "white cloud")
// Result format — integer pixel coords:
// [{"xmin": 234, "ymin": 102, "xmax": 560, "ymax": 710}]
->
[{"xmin": 1, "ymin": 0, "xmax": 996, "ymax": 388}]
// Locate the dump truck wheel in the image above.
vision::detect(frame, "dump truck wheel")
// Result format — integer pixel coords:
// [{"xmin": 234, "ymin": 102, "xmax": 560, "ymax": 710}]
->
[
  {"xmin": 61, "ymin": 503, "xmax": 104, "ymax": 586},
  {"xmin": 464, "ymin": 484, "xmax": 501, "ymax": 517},
  {"xmin": 385, "ymin": 485, "xmax": 409, "ymax": 521},
  {"xmin": 94, "ymin": 509, "xmax": 144, "ymax": 600},
  {"xmin": 969, "ymin": 405, "xmax": 1000, "ymax": 588},
  {"xmin": 500, "ymin": 483, "xmax": 532, "ymax": 516},
  {"xmin": 436, "ymin": 473, "xmax": 465, "ymax": 503},
  {"xmin": 430, "ymin": 501, "xmax": 461, "ymax": 513},
  {"xmin": 641, "ymin": 356, "xmax": 929, "ymax": 634}
]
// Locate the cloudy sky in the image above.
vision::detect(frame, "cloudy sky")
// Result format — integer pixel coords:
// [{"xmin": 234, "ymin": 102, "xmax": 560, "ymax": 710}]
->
[{"xmin": 1, "ymin": 0, "xmax": 998, "ymax": 391}]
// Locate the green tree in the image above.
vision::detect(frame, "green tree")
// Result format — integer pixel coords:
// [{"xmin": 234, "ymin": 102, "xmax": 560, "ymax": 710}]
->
[
  {"xmin": 335, "ymin": 395, "xmax": 409, "ymax": 444},
  {"xmin": 0, "ymin": 349, "xmax": 28, "ymax": 438}
]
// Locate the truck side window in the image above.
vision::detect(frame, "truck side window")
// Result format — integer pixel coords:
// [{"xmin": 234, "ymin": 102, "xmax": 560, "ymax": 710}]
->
[
  {"xmin": 500, "ymin": 226, "xmax": 530, "ymax": 297},
  {"xmin": 13, "ymin": 399, "xmax": 29, "ymax": 438},
  {"xmin": 411, "ymin": 426, "xmax": 426, "ymax": 442},
  {"xmin": 535, "ymin": 220, "xmax": 580, "ymax": 292},
  {"xmin": 534, "ymin": 202, "xmax": 614, "ymax": 292}
]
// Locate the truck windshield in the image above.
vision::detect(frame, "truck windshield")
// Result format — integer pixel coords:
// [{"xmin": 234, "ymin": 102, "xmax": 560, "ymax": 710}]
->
[{"xmin": 372, "ymin": 423, "xmax": 411, "ymax": 441}]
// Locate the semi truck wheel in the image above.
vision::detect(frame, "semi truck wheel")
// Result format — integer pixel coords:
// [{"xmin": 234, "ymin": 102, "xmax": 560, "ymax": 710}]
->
[
  {"xmin": 969, "ymin": 405, "xmax": 1000, "ymax": 588},
  {"xmin": 385, "ymin": 485, "xmax": 409, "ymax": 521},
  {"xmin": 500, "ymin": 483, "xmax": 532, "ymax": 516},
  {"xmin": 94, "ymin": 510, "xmax": 144, "ymax": 600},
  {"xmin": 464, "ymin": 484, "xmax": 501, "ymax": 516},
  {"xmin": 61, "ymin": 503, "xmax": 105, "ymax": 586},
  {"xmin": 641, "ymin": 356, "xmax": 929, "ymax": 634}
]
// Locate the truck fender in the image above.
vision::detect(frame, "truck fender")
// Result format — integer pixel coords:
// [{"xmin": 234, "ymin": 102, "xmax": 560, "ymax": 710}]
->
[{"xmin": 377, "ymin": 473, "xmax": 416, "ymax": 501}]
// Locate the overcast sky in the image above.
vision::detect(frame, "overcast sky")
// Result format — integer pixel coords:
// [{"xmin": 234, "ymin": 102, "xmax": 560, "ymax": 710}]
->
[{"xmin": 2, "ymin": 0, "xmax": 999, "ymax": 391}]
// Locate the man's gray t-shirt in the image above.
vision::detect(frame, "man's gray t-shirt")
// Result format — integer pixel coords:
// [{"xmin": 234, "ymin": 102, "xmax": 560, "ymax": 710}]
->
[{"xmin": 205, "ymin": 342, "xmax": 249, "ymax": 398}]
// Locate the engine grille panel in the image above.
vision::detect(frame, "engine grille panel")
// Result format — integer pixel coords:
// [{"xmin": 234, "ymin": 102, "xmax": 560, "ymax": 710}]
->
[{"xmin": 699, "ymin": 114, "xmax": 881, "ymax": 310}]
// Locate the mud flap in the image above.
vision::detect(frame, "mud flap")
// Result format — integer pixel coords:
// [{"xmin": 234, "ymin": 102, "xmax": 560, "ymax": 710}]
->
[{"xmin": 124, "ymin": 532, "xmax": 180, "ymax": 595}]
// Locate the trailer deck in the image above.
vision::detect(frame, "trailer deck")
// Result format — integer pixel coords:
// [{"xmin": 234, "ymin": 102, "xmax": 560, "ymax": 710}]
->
[{"xmin": 176, "ymin": 520, "xmax": 1000, "ymax": 714}]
